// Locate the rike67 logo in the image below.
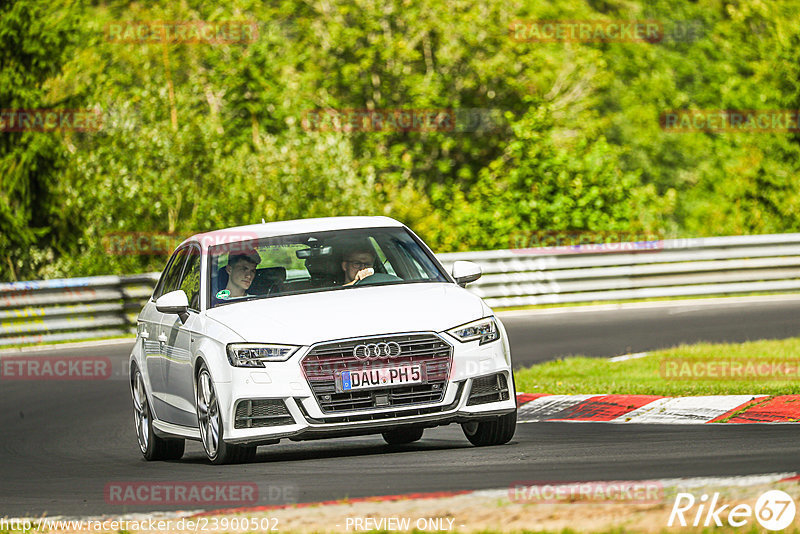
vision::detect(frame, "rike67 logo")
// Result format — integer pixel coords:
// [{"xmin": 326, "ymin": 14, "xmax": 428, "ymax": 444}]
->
[{"xmin": 668, "ymin": 490, "xmax": 796, "ymax": 531}]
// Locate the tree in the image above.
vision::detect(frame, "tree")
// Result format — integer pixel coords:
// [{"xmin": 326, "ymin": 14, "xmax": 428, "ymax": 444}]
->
[{"xmin": 0, "ymin": 0, "xmax": 86, "ymax": 280}]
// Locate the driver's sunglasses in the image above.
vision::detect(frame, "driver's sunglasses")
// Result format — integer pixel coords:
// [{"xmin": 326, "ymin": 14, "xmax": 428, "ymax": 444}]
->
[{"xmin": 346, "ymin": 260, "xmax": 372, "ymax": 270}]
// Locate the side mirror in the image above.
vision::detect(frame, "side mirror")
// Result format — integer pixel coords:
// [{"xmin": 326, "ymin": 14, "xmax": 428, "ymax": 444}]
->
[
  {"xmin": 451, "ymin": 260, "xmax": 482, "ymax": 287},
  {"xmin": 156, "ymin": 290, "xmax": 189, "ymax": 322}
]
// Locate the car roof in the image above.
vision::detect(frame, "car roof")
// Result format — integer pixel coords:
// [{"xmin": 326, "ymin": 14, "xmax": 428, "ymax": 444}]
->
[{"xmin": 180, "ymin": 216, "xmax": 406, "ymax": 249}]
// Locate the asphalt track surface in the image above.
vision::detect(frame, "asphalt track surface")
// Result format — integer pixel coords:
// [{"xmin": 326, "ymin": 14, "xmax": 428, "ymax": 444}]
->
[
  {"xmin": 2, "ymin": 297, "xmax": 800, "ymax": 517},
  {"xmin": 502, "ymin": 296, "xmax": 800, "ymax": 367}
]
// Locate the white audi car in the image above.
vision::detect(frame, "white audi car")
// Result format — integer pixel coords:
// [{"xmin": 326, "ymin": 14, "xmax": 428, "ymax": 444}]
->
[{"xmin": 129, "ymin": 216, "xmax": 517, "ymax": 464}]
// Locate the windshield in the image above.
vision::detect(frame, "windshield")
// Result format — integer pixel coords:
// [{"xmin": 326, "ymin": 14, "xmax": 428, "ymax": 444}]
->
[{"xmin": 207, "ymin": 227, "xmax": 448, "ymax": 307}]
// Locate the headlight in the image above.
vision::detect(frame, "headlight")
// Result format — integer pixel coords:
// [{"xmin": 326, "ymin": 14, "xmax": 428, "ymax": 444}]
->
[
  {"xmin": 446, "ymin": 317, "xmax": 500, "ymax": 345},
  {"xmin": 226, "ymin": 343, "xmax": 300, "ymax": 367}
]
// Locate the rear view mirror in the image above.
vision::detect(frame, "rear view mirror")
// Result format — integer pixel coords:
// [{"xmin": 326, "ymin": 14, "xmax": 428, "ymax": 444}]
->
[{"xmin": 296, "ymin": 246, "xmax": 333, "ymax": 259}]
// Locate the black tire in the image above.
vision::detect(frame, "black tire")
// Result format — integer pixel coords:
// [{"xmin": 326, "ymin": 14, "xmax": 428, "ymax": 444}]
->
[
  {"xmin": 382, "ymin": 426, "xmax": 424, "ymax": 445},
  {"xmin": 131, "ymin": 367, "xmax": 185, "ymax": 461},
  {"xmin": 238, "ymin": 445, "xmax": 258, "ymax": 462},
  {"xmin": 461, "ymin": 409, "xmax": 517, "ymax": 446},
  {"xmin": 210, "ymin": 440, "xmax": 257, "ymax": 465},
  {"xmin": 196, "ymin": 362, "xmax": 256, "ymax": 464}
]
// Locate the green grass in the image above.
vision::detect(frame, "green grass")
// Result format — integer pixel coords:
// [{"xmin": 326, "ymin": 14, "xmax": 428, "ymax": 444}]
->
[{"xmin": 514, "ymin": 337, "xmax": 800, "ymax": 396}]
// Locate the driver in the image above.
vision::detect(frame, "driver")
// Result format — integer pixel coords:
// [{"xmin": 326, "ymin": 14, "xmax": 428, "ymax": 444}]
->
[{"xmin": 341, "ymin": 246, "xmax": 376, "ymax": 286}]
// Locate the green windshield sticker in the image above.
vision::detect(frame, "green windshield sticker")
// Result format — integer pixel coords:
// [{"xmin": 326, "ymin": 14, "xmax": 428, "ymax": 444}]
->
[{"xmin": 216, "ymin": 289, "xmax": 231, "ymax": 299}]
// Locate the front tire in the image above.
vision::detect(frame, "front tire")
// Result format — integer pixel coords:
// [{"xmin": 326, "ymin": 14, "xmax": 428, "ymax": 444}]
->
[
  {"xmin": 131, "ymin": 367, "xmax": 185, "ymax": 461},
  {"xmin": 382, "ymin": 427, "xmax": 424, "ymax": 445},
  {"xmin": 462, "ymin": 410, "xmax": 517, "ymax": 446},
  {"xmin": 196, "ymin": 363, "xmax": 256, "ymax": 464}
]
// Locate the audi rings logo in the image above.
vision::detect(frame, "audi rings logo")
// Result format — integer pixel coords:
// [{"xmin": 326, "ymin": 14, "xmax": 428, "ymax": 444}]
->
[{"xmin": 352, "ymin": 342, "xmax": 402, "ymax": 360}]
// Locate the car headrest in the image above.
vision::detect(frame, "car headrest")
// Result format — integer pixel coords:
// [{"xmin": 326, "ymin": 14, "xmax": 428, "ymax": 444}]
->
[
  {"xmin": 259, "ymin": 266, "xmax": 287, "ymax": 282},
  {"xmin": 250, "ymin": 267, "xmax": 287, "ymax": 294},
  {"xmin": 305, "ymin": 255, "xmax": 343, "ymax": 284}
]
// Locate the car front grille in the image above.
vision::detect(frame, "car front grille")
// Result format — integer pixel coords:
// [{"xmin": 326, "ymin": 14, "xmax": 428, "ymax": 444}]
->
[
  {"xmin": 466, "ymin": 373, "xmax": 510, "ymax": 406},
  {"xmin": 301, "ymin": 333, "xmax": 453, "ymax": 413},
  {"xmin": 234, "ymin": 399, "xmax": 294, "ymax": 429}
]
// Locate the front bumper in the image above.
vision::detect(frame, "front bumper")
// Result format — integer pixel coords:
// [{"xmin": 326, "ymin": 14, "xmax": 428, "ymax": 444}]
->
[
  {"xmin": 225, "ymin": 374, "xmax": 516, "ymax": 445},
  {"xmin": 215, "ymin": 331, "xmax": 516, "ymax": 446}
]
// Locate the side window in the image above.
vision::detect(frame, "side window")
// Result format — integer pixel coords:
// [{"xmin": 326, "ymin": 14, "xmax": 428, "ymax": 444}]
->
[
  {"xmin": 156, "ymin": 248, "xmax": 189, "ymax": 299},
  {"xmin": 153, "ymin": 257, "xmax": 174, "ymax": 299},
  {"xmin": 179, "ymin": 248, "xmax": 202, "ymax": 311}
]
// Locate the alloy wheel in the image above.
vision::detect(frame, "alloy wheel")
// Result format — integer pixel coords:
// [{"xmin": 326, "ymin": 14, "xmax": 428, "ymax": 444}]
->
[
  {"xmin": 197, "ymin": 369, "xmax": 220, "ymax": 459},
  {"xmin": 132, "ymin": 370, "xmax": 150, "ymax": 454}
]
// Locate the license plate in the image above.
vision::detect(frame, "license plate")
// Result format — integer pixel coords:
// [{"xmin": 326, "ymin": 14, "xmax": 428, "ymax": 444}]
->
[{"xmin": 339, "ymin": 365, "xmax": 423, "ymax": 391}]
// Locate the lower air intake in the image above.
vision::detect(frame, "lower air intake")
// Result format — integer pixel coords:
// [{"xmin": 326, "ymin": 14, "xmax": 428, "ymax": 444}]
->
[
  {"xmin": 466, "ymin": 373, "xmax": 510, "ymax": 406},
  {"xmin": 234, "ymin": 399, "xmax": 294, "ymax": 429}
]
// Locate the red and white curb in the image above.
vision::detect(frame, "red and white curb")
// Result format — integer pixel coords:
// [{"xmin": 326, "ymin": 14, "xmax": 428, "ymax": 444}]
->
[{"xmin": 515, "ymin": 393, "xmax": 800, "ymax": 424}]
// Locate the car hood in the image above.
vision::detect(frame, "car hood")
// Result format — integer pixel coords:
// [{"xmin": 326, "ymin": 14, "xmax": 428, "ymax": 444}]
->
[{"xmin": 205, "ymin": 282, "xmax": 485, "ymax": 346}]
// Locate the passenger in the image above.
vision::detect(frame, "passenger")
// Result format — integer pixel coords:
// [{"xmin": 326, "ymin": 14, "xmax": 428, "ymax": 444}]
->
[
  {"xmin": 218, "ymin": 251, "xmax": 260, "ymax": 299},
  {"xmin": 341, "ymin": 246, "xmax": 376, "ymax": 286}
]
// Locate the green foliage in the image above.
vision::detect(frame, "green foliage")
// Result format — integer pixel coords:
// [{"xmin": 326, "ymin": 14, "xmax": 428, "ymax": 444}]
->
[
  {"xmin": 0, "ymin": 0, "xmax": 85, "ymax": 280},
  {"xmin": 2, "ymin": 0, "xmax": 800, "ymax": 280},
  {"xmin": 431, "ymin": 104, "xmax": 645, "ymax": 251}
]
